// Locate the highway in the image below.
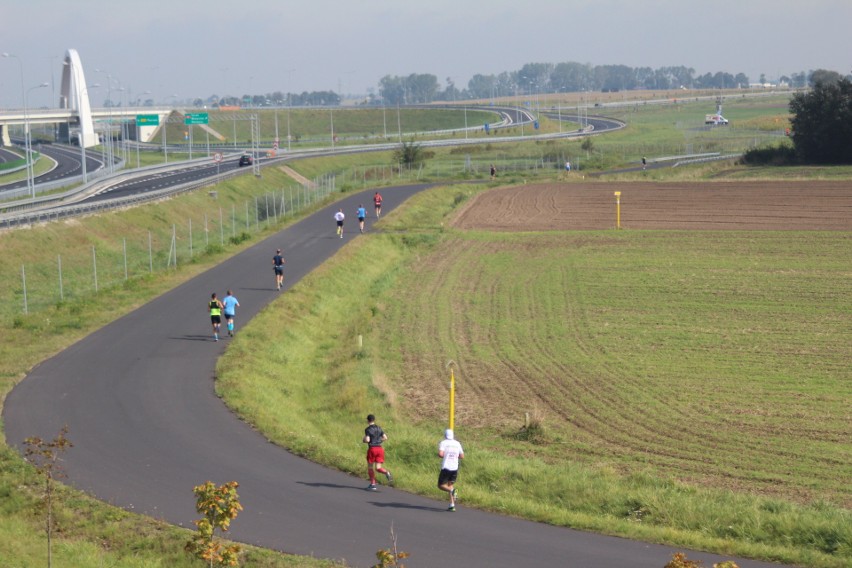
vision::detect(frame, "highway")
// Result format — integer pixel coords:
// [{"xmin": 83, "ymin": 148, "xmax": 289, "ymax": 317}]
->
[
  {"xmin": 83, "ymin": 154, "xmax": 244, "ymax": 202},
  {"xmin": 0, "ymin": 142, "xmax": 104, "ymax": 192}
]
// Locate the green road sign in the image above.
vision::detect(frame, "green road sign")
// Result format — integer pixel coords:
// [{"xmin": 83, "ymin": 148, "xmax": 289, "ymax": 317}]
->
[
  {"xmin": 136, "ymin": 114, "xmax": 160, "ymax": 126},
  {"xmin": 184, "ymin": 112, "xmax": 209, "ymax": 125}
]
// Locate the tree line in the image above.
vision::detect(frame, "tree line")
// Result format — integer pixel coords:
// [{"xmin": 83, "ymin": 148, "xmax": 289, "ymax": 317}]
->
[{"xmin": 181, "ymin": 64, "xmax": 850, "ymax": 109}]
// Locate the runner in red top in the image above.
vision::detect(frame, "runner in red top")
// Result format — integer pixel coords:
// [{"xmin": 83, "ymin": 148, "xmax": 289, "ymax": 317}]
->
[{"xmin": 373, "ymin": 192, "xmax": 383, "ymax": 219}]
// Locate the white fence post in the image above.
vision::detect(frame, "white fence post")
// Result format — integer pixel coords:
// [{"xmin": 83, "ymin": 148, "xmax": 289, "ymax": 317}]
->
[
  {"xmin": 58, "ymin": 255, "xmax": 64, "ymax": 302},
  {"xmin": 21, "ymin": 264, "xmax": 28, "ymax": 315},
  {"xmin": 92, "ymin": 245, "xmax": 98, "ymax": 293}
]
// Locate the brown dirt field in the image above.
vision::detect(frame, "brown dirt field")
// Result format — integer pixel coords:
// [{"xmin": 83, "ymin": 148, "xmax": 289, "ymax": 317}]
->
[{"xmin": 451, "ymin": 181, "xmax": 852, "ymax": 231}]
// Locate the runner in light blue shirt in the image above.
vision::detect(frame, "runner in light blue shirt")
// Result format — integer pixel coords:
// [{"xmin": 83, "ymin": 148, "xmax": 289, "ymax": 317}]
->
[
  {"xmin": 222, "ymin": 290, "xmax": 240, "ymax": 337},
  {"xmin": 356, "ymin": 205, "xmax": 367, "ymax": 233}
]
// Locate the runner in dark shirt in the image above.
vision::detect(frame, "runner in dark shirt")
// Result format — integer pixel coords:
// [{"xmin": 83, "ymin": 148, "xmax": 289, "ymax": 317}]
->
[
  {"xmin": 272, "ymin": 248, "xmax": 285, "ymax": 290},
  {"xmin": 363, "ymin": 414, "xmax": 393, "ymax": 490}
]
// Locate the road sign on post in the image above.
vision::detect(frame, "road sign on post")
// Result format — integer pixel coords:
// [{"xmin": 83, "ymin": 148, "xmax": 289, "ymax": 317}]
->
[
  {"xmin": 136, "ymin": 114, "xmax": 160, "ymax": 126},
  {"xmin": 184, "ymin": 112, "xmax": 209, "ymax": 125}
]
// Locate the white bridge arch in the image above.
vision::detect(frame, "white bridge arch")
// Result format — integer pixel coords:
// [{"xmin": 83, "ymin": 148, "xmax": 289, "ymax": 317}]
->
[{"xmin": 59, "ymin": 49, "xmax": 97, "ymax": 148}]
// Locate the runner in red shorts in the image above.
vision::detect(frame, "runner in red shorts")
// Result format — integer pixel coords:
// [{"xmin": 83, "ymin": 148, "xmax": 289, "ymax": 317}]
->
[{"xmin": 363, "ymin": 414, "xmax": 393, "ymax": 490}]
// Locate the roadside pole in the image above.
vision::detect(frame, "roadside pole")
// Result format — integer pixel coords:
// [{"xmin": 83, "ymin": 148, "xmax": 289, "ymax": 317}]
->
[
  {"xmin": 447, "ymin": 360, "xmax": 456, "ymax": 430},
  {"xmin": 614, "ymin": 191, "xmax": 622, "ymax": 229}
]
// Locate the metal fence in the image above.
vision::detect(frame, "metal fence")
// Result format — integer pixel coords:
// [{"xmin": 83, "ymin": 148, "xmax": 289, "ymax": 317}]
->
[{"xmin": 5, "ymin": 174, "xmax": 336, "ymax": 319}]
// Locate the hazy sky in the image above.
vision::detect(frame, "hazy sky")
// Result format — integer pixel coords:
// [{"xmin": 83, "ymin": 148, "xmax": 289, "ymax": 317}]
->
[{"xmin": 2, "ymin": 0, "xmax": 850, "ymax": 107}]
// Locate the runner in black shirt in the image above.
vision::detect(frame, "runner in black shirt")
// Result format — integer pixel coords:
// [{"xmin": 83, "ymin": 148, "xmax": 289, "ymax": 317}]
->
[{"xmin": 363, "ymin": 414, "xmax": 393, "ymax": 490}]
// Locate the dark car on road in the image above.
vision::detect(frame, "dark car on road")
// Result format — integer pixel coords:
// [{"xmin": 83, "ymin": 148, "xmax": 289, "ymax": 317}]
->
[{"xmin": 239, "ymin": 154, "xmax": 253, "ymax": 166}]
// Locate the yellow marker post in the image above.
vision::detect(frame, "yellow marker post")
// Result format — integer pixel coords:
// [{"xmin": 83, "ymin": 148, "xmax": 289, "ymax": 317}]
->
[
  {"xmin": 446, "ymin": 360, "xmax": 456, "ymax": 430},
  {"xmin": 614, "ymin": 191, "xmax": 622, "ymax": 229}
]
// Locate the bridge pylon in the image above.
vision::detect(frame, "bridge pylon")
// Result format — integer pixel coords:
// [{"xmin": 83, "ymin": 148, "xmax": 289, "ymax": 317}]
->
[{"xmin": 59, "ymin": 49, "xmax": 97, "ymax": 148}]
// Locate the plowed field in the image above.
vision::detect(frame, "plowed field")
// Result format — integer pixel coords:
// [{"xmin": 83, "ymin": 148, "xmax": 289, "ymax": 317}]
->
[
  {"xmin": 384, "ymin": 181, "xmax": 851, "ymax": 506},
  {"xmin": 452, "ymin": 181, "xmax": 852, "ymax": 231}
]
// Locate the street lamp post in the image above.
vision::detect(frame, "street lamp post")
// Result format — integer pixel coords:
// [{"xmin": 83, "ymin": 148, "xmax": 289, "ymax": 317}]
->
[
  {"xmin": 520, "ymin": 76, "xmax": 527, "ymax": 137},
  {"xmin": 464, "ymin": 102, "xmax": 468, "ymax": 139},
  {"xmin": 25, "ymin": 82, "xmax": 49, "ymax": 199},
  {"xmin": 2, "ymin": 53, "xmax": 29, "ymax": 193},
  {"xmin": 96, "ymin": 70, "xmax": 111, "ymax": 172},
  {"xmin": 78, "ymin": 84, "xmax": 100, "ymax": 185},
  {"xmin": 284, "ymin": 68, "xmax": 295, "ymax": 151},
  {"xmin": 164, "ymin": 94, "xmax": 178, "ymax": 163},
  {"xmin": 330, "ymin": 107, "xmax": 335, "ymax": 149}
]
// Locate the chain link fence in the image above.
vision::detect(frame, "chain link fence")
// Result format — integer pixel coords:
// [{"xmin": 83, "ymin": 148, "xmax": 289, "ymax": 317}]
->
[{"xmin": 6, "ymin": 175, "xmax": 336, "ymax": 319}]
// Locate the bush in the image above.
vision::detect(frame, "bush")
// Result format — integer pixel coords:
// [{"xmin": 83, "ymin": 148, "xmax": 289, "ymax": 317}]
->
[{"xmin": 740, "ymin": 145, "xmax": 798, "ymax": 166}]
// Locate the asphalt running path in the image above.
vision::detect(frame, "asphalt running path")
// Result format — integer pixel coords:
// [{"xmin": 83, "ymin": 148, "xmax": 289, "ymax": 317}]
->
[{"xmin": 4, "ymin": 185, "xmax": 783, "ymax": 568}]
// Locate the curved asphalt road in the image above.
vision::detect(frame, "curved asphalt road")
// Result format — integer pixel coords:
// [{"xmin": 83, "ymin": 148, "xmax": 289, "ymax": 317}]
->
[
  {"xmin": 0, "ymin": 142, "xmax": 103, "ymax": 192},
  {"xmin": 4, "ymin": 186, "xmax": 783, "ymax": 568}
]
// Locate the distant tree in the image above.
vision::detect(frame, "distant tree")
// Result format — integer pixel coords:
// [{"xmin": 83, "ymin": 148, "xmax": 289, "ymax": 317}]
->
[
  {"xmin": 635, "ymin": 66, "xmax": 655, "ymax": 89},
  {"xmin": 517, "ymin": 62, "xmax": 554, "ymax": 92},
  {"xmin": 467, "ymin": 73, "xmax": 498, "ymax": 99},
  {"xmin": 551, "ymin": 62, "xmax": 594, "ymax": 92},
  {"xmin": 442, "ymin": 76, "xmax": 461, "ymax": 102},
  {"xmin": 789, "ymin": 78, "xmax": 852, "ymax": 163},
  {"xmin": 809, "ymin": 69, "xmax": 844, "ymax": 86},
  {"xmin": 791, "ymin": 72, "xmax": 808, "ymax": 88},
  {"xmin": 598, "ymin": 64, "xmax": 635, "ymax": 91},
  {"xmin": 393, "ymin": 138, "xmax": 425, "ymax": 168},
  {"xmin": 406, "ymin": 73, "xmax": 440, "ymax": 103}
]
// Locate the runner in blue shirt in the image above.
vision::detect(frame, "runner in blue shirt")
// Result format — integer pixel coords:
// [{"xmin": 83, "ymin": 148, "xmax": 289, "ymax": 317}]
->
[
  {"xmin": 356, "ymin": 204, "xmax": 367, "ymax": 233},
  {"xmin": 222, "ymin": 290, "xmax": 240, "ymax": 337}
]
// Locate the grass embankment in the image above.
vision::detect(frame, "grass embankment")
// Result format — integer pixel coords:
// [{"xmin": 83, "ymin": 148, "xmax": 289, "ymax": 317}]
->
[
  {"xmin": 151, "ymin": 107, "xmax": 497, "ymax": 148},
  {"xmin": 217, "ymin": 183, "xmax": 851, "ymax": 568},
  {"xmin": 0, "ymin": 152, "xmax": 55, "ymax": 186},
  {"xmin": 0, "ymin": 166, "xmax": 345, "ymax": 567},
  {"xmin": 569, "ymin": 94, "xmax": 793, "ymax": 170}
]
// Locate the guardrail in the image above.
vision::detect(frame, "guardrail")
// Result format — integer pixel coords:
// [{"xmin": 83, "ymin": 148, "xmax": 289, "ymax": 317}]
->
[
  {"xmin": 0, "ymin": 162, "xmax": 249, "ymax": 229},
  {"xmin": 0, "ymin": 152, "xmax": 248, "ymax": 216},
  {"xmin": 672, "ymin": 153, "xmax": 743, "ymax": 167}
]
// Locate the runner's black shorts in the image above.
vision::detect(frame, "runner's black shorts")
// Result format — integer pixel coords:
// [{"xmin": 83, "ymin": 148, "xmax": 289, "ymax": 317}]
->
[{"xmin": 438, "ymin": 468, "xmax": 458, "ymax": 486}]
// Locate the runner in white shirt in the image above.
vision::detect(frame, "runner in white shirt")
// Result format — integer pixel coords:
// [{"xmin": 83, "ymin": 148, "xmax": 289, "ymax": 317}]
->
[
  {"xmin": 334, "ymin": 209, "xmax": 345, "ymax": 238},
  {"xmin": 437, "ymin": 429, "xmax": 464, "ymax": 511}
]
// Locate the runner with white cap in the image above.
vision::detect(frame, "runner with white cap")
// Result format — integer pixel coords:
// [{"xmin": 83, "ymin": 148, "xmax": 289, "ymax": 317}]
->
[{"xmin": 437, "ymin": 428, "xmax": 464, "ymax": 511}]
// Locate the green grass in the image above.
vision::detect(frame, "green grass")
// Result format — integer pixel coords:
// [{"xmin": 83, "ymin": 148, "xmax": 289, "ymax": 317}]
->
[
  {"xmin": 150, "ymin": 107, "xmax": 498, "ymax": 148},
  {"xmin": 216, "ymin": 183, "xmax": 851, "ymax": 568},
  {"xmin": 0, "ymin": 151, "xmax": 53, "ymax": 186},
  {"xmin": 572, "ymin": 94, "xmax": 793, "ymax": 169}
]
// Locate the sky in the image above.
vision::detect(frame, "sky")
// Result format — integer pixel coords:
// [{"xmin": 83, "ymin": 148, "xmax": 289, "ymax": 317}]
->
[{"xmin": 1, "ymin": 0, "xmax": 851, "ymax": 108}]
